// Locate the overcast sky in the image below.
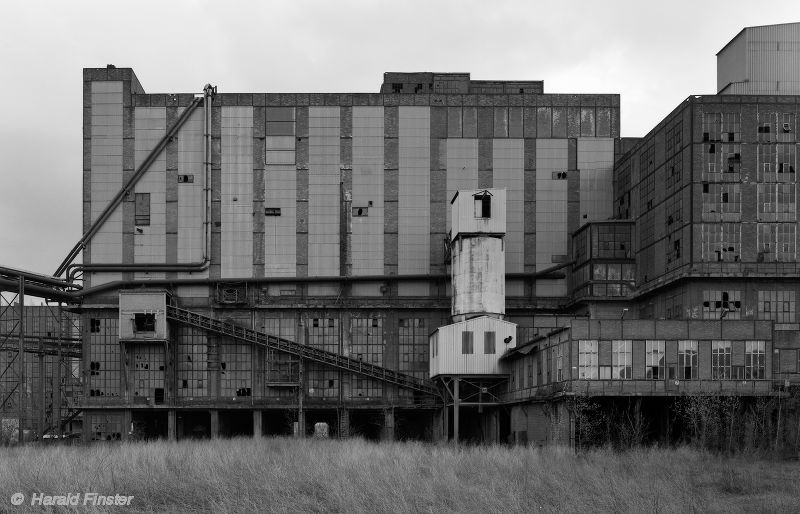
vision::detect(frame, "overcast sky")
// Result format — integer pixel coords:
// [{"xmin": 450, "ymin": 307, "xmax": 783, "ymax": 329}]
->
[{"xmin": 0, "ymin": 0, "xmax": 798, "ymax": 281}]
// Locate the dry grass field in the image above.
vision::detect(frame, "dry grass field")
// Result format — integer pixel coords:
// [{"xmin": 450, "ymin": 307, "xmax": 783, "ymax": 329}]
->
[{"xmin": 1, "ymin": 438, "xmax": 799, "ymax": 513}]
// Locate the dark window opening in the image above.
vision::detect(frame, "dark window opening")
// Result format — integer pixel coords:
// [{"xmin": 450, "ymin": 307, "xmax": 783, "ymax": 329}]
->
[
  {"xmin": 90, "ymin": 318, "xmax": 100, "ymax": 333},
  {"xmin": 265, "ymin": 207, "xmax": 281, "ymax": 216},
  {"xmin": 134, "ymin": 313, "xmax": 156, "ymax": 332},
  {"xmin": 480, "ymin": 195, "xmax": 491, "ymax": 218},
  {"xmin": 178, "ymin": 174, "xmax": 194, "ymax": 183},
  {"xmin": 353, "ymin": 207, "xmax": 368, "ymax": 217},
  {"xmin": 391, "ymin": 83, "xmax": 402, "ymax": 93}
]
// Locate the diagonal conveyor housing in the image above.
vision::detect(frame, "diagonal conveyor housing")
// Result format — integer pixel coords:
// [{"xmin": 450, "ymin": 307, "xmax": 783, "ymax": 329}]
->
[{"xmin": 166, "ymin": 306, "xmax": 439, "ymax": 396}]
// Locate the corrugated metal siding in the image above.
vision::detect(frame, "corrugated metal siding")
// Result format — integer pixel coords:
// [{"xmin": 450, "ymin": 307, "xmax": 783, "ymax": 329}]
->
[
  {"xmin": 134, "ymin": 107, "xmax": 167, "ymax": 279},
  {"xmin": 90, "ymin": 81, "xmax": 123, "ymax": 285},
  {"xmin": 451, "ymin": 188, "xmax": 506, "ymax": 237},
  {"xmin": 308, "ymin": 107, "xmax": 340, "ymax": 280},
  {"xmin": 535, "ymin": 139, "xmax": 568, "ymax": 296},
  {"xmin": 429, "ymin": 316, "xmax": 516, "ymax": 376},
  {"xmin": 351, "ymin": 106, "xmax": 384, "ymax": 294},
  {"xmin": 264, "ymin": 108, "xmax": 297, "ymax": 277},
  {"xmin": 221, "ymin": 106, "xmax": 254, "ymax": 278},
  {"xmin": 578, "ymin": 138, "xmax": 614, "ymax": 226},
  {"xmin": 747, "ymin": 24, "xmax": 800, "ymax": 94},
  {"xmin": 446, "ymin": 138, "xmax": 479, "ymax": 231},
  {"xmin": 398, "ymin": 106, "xmax": 430, "ymax": 295},
  {"xmin": 717, "ymin": 29, "xmax": 748, "ymax": 93},
  {"xmin": 177, "ymin": 107, "xmax": 206, "ymax": 278}
]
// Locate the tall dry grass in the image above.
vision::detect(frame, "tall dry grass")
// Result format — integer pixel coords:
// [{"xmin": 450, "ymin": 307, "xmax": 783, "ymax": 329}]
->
[{"xmin": 1, "ymin": 438, "xmax": 799, "ymax": 513}]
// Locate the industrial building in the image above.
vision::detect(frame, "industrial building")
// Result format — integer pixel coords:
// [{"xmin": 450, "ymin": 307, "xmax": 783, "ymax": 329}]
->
[{"xmin": 1, "ymin": 22, "xmax": 799, "ymax": 445}]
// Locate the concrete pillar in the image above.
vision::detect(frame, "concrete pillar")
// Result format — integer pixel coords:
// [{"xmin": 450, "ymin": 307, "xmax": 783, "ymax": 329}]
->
[
  {"xmin": 121, "ymin": 410, "xmax": 132, "ymax": 442},
  {"xmin": 253, "ymin": 410, "xmax": 262, "ymax": 438},
  {"xmin": 210, "ymin": 410, "xmax": 219, "ymax": 438},
  {"xmin": 168, "ymin": 410, "xmax": 176, "ymax": 441},
  {"xmin": 381, "ymin": 408, "xmax": 395, "ymax": 441},
  {"xmin": 339, "ymin": 409, "xmax": 349, "ymax": 438}
]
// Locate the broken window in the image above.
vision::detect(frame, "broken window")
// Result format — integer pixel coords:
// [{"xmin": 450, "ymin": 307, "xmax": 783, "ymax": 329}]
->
[
  {"xmin": 677, "ymin": 340, "xmax": 697, "ymax": 379},
  {"xmin": 612, "ymin": 340, "xmax": 632, "ymax": 379},
  {"xmin": 134, "ymin": 313, "xmax": 156, "ymax": 332},
  {"xmin": 578, "ymin": 340, "xmax": 598, "ymax": 379},
  {"xmin": 645, "ymin": 340, "xmax": 665, "ymax": 380},
  {"xmin": 90, "ymin": 318, "xmax": 101, "ymax": 333},
  {"xmin": 352, "ymin": 207, "xmax": 368, "ymax": 217},
  {"xmin": 711, "ymin": 341, "xmax": 731, "ymax": 379}
]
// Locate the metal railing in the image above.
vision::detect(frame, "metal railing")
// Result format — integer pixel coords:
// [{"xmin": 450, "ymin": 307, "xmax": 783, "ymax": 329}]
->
[{"xmin": 166, "ymin": 306, "xmax": 440, "ymax": 397}]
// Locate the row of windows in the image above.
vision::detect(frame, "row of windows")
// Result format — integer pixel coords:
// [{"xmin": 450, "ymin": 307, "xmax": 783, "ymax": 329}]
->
[
  {"xmin": 431, "ymin": 331, "xmax": 497, "ymax": 357},
  {"xmin": 578, "ymin": 340, "xmax": 766, "ymax": 381}
]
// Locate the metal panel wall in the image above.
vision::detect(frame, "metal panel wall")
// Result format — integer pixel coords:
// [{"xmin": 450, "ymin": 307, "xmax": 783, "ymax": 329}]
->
[
  {"xmin": 221, "ymin": 106, "xmax": 254, "ymax": 278},
  {"xmin": 429, "ymin": 317, "xmax": 516, "ymax": 376},
  {"xmin": 535, "ymin": 139, "xmax": 568, "ymax": 297},
  {"xmin": 177, "ymin": 107, "xmax": 206, "ymax": 277},
  {"xmin": 90, "ymin": 81, "xmax": 123, "ymax": 285},
  {"xmin": 352, "ymin": 107, "xmax": 384, "ymax": 294},
  {"xmin": 398, "ymin": 107, "xmax": 430, "ymax": 296},
  {"xmin": 264, "ymin": 109, "xmax": 297, "ymax": 277},
  {"xmin": 133, "ymin": 107, "xmax": 167, "ymax": 279},
  {"xmin": 747, "ymin": 24, "xmax": 800, "ymax": 94},
  {"xmin": 493, "ymin": 140, "xmax": 524, "ymax": 275},
  {"xmin": 578, "ymin": 138, "xmax": 614, "ymax": 226},
  {"xmin": 308, "ymin": 107, "xmax": 340, "ymax": 281},
  {"xmin": 446, "ymin": 139, "xmax": 479, "ymax": 231}
]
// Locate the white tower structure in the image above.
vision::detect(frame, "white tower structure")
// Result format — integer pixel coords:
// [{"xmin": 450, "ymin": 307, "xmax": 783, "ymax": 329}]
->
[{"xmin": 429, "ymin": 189, "xmax": 517, "ymax": 378}]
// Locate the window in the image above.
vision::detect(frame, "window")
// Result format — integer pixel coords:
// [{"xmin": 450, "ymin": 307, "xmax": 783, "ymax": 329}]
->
[
  {"xmin": 461, "ymin": 331, "xmax": 474, "ymax": 355},
  {"xmin": 711, "ymin": 340, "xmax": 732, "ymax": 379},
  {"xmin": 134, "ymin": 313, "xmax": 156, "ymax": 332},
  {"xmin": 745, "ymin": 341, "xmax": 765, "ymax": 379},
  {"xmin": 483, "ymin": 331, "xmax": 495, "ymax": 354},
  {"xmin": 265, "ymin": 207, "xmax": 281, "ymax": 216},
  {"xmin": 578, "ymin": 340, "xmax": 598, "ymax": 379},
  {"xmin": 177, "ymin": 174, "xmax": 194, "ymax": 183},
  {"xmin": 134, "ymin": 193, "xmax": 151, "ymax": 226},
  {"xmin": 352, "ymin": 207, "xmax": 368, "ymax": 217},
  {"xmin": 555, "ymin": 345, "xmax": 563, "ymax": 381},
  {"xmin": 90, "ymin": 318, "xmax": 101, "ymax": 333},
  {"xmin": 474, "ymin": 193, "xmax": 491, "ymax": 218},
  {"xmin": 702, "ymin": 290, "xmax": 742, "ymax": 319},
  {"xmin": 758, "ymin": 290, "xmax": 796, "ymax": 322},
  {"xmin": 678, "ymin": 340, "xmax": 697, "ymax": 379},
  {"xmin": 646, "ymin": 340, "xmax": 665, "ymax": 380},
  {"xmin": 612, "ymin": 340, "xmax": 632, "ymax": 379}
]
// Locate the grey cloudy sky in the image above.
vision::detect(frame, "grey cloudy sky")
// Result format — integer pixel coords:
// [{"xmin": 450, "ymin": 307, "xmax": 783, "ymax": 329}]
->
[{"xmin": 1, "ymin": 0, "xmax": 798, "ymax": 279}]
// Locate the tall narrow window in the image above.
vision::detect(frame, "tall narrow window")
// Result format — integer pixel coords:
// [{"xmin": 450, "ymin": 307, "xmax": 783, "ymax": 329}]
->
[
  {"xmin": 474, "ymin": 192, "xmax": 491, "ymax": 218},
  {"xmin": 612, "ymin": 340, "xmax": 632, "ymax": 379},
  {"xmin": 711, "ymin": 340, "xmax": 732, "ymax": 379},
  {"xmin": 745, "ymin": 340, "xmax": 765, "ymax": 379},
  {"xmin": 678, "ymin": 340, "xmax": 698, "ymax": 379},
  {"xmin": 134, "ymin": 192, "xmax": 151, "ymax": 226},
  {"xmin": 461, "ymin": 331, "xmax": 474, "ymax": 355},
  {"xmin": 646, "ymin": 340, "xmax": 665, "ymax": 380},
  {"xmin": 578, "ymin": 340, "xmax": 598, "ymax": 379},
  {"xmin": 483, "ymin": 331, "xmax": 495, "ymax": 354}
]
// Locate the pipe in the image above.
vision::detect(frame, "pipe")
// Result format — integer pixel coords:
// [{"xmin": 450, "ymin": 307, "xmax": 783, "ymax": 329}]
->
[
  {"xmin": 203, "ymin": 84, "xmax": 214, "ymax": 263},
  {"xmin": 66, "ymin": 261, "xmax": 209, "ymax": 283},
  {"xmin": 0, "ymin": 266, "xmax": 79, "ymax": 290},
  {"xmin": 54, "ymin": 95, "xmax": 205, "ymax": 278}
]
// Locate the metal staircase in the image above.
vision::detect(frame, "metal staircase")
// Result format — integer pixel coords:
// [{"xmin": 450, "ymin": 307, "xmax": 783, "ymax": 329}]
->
[{"xmin": 166, "ymin": 306, "xmax": 440, "ymax": 397}]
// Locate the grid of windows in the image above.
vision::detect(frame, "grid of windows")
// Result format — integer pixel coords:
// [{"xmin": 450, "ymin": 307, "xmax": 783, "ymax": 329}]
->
[
  {"xmin": 260, "ymin": 318, "xmax": 297, "ymax": 396},
  {"xmin": 578, "ymin": 340, "xmax": 598, "ymax": 379},
  {"xmin": 176, "ymin": 326, "xmax": 208, "ymax": 398},
  {"xmin": 757, "ymin": 184, "xmax": 796, "ymax": 222},
  {"xmin": 711, "ymin": 340, "xmax": 732, "ymax": 379},
  {"xmin": 700, "ymin": 224, "xmax": 740, "ymax": 262},
  {"xmin": 745, "ymin": 341, "xmax": 766, "ymax": 379},
  {"xmin": 702, "ymin": 290, "xmax": 742, "ymax": 319},
  {"xmin": 399, "ymin": 318, "xmax": 428, "ymax": 380},
  {"xmin": 757, "ymin": 223, "xmax": 796, "ymax": 262},
  {"xmin": 131, "ymin": 344, "xmax": 165, "ymax": 402},
  {"xmin": 702, "ymin": 112, "xmax": 722, "ymax": 142},
  {"xmin": 219, "ymin": 342, "xmax": 252, "ymax": 397},
  {"xmin": 645, "ymin": 340, "xmax": 665, "ymax": 380},
  {"xmin": 677, "ymin": 340, "xmax": 698, "ymax": 379},
  {"xmin": 308, "ymin": 318, "xmax": 339, "ymax": 353},
  {"xmin": 701, "ymin": 183, "xmax": 740, "ymax": 221},
  {"xmin": 612, "ymin": 340, "xmax": 631, "ymax": 379},
  {"xmin": 665, "ymin": 122, "xmax": 683, "ymax": 156},
  {"xmin": 352, "ymin": 317, "xmax": 384, "ymax": 398},
  {"xmin": 88, "ymin": 413, "xmax": 123, "ymax": 442},
  {"xmin": 555, "ymin": 344, "xmax": 563, "ymax": 382},
  {"xmin": 87, "ymin": 316, "xmax": 120, "ymax": 399},
  {"xmin": 757, "ymin": 290, "xmax": 796, "ymax": 323}
]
